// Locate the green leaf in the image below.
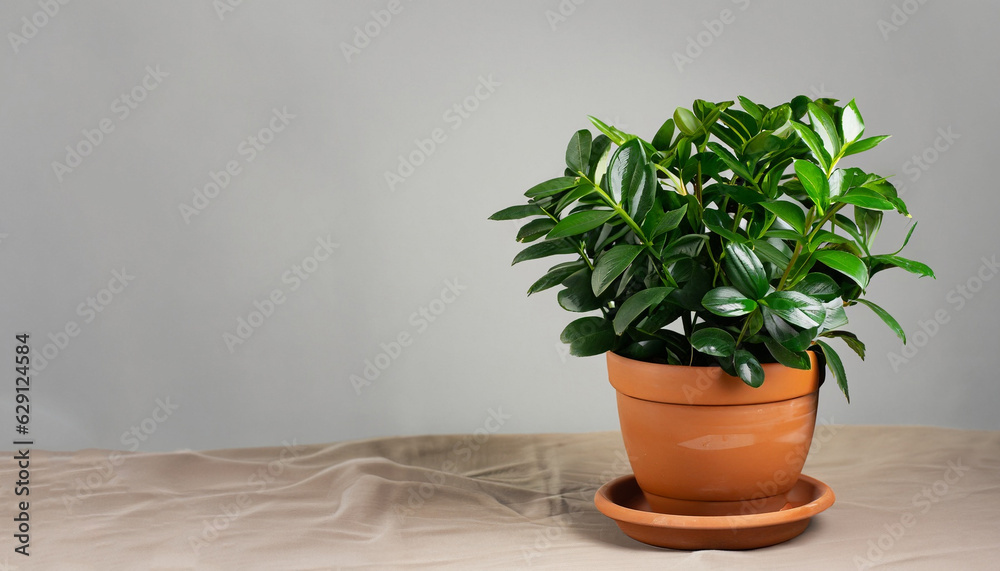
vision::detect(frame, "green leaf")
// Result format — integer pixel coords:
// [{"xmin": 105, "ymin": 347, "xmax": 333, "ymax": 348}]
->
[
  {"xmin": 734, "ymin": 349, "xmax": 764, "ymax": 387},
  {"xmin": 791, "ymin": 273, "xmax": 840, "ymax": 302},
  {"xmin": 842, "ymin": 135, "xmax": 889, "ymax": 157},
  {"xmin": 762, "ymin": 291, "xmax": 826, "ymax": 328},
  {"xmin": 553, "ymin": 184, "xmax": 598, "ymax": 215},
  {"xmin": 607, "ymin": 138, "xmax": 646, "ymax": 206},
  {"xmin": 651, "ymin": 118, "xmax": 675, "ymax": 151},
  {"xmin": 673, "ymin": 107, "xmax": 703, "ymax": 136},
  {"xmin": 761, "ymin": 307, "xmax": 815, "ymax": 351},
  {"xmin": 512, "ymin": 239, "xmax": 577, "ymax": 265},
  {"xmin": 764, "ymin": 337, "xmax": 812, "ymax": 370},
  {"xmin": 703, "ymin": 209, "xmax": 747, "ymax": 243},
  {"xmin": 490, "ymin": 204, "xmax": 545, "ymax": 221},
  {"xmin": 821, "ymin": 298, "xmax": 848, "ymax": 331},
  {"xmin": 587, "ymin": 116, "xmax": 627, "ymax": 145},
  {"xmin": 725, "ymin": 243, "xmax": 769, "ymax": 300},
  {"xmin": 561, "ymin": 317, "xmax": 616, "ymax": 357},
  {"xmin": 566, "ymin": 129, "xmax": 592, "ymax": 173},
  {"xmin": 516, "ymin": 218, "xmax": 557, "ymax": 242},
  {"xmin": 794, "ymin": 159, "xmax": 830, "ymax": 212},
  {"xmin": 815, "ymin": 340, "xmax": 849, "ymax": 402},
  {"xmin": 841, "ymin": 99, "xmax": 865, "ymax": 143},
  {"xmin": 588, "ymin": 135, "xmax": 613, "ymax": 185},
  {"xmin": 869, "ymin": 254, "xmax": 936, "ymax": 278},
  {"xmin": 591, "ymin": 245, "xmax": 644, "ymax": 296},
  {"xmin": 820, "ymin": 330, "xmax": 866, "ymax": 360},
  {"xmin": 547, "ymin": 210, "xmax": 616, "ymax": 239},
  {"xmin": 691, "ymin": 328, "xmax": 736, "ymax": 358},
  {"xmin": 526, "ymin": 261, "xmax": 585, "ymax": 295},
  {"xmin": 706, "ymin": 142, "xmax": 755, "ymax": 182},
  {"xmin": 752, "ymin": 239, "xmax": 792, "ymax": 267},
  {"xmin": 762, "ymin": 201, "xmax": 806, "ymax": 234},
  {"xmin": 813, "ymin": 250, "xmax": 869, "ymax": 290},
  {"xmin": 525, "ymin": 177, "xmax": 578, "ymax": 198},
  {"xmin": 790, "ymin": 122, "xmax": 831, "ymax": 172},
  {"xmin": 807, "ymin": 102, "xmax": 841, "ymax": 160},
  {"xmin": 613, "ymin": 287, "xmax": 673, "ymax": 335},
  {"xmin": 702, "ymin": 287, "xmax": 758, "ymax": 317},
  {"xmin": 738, "ymin": 95, "xmax": 763, "ymax": 123},
  {"xmin": 651, "ymin": 204, "xmax": 688, "ymax": 239},
  {"xmin": 836, "ymin": 188, "xmax": 895, "ymax": 210},
  {"xmin": 856, "ymin": 299, "xmax": 906, "ymax": 343},
  {"xmin": 558, "ymin": 268, "xmax": 603, "ymax": 312}
]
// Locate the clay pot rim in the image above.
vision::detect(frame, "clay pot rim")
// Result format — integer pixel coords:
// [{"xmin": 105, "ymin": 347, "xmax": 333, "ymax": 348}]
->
[{"xmin": 607, "ymin": 350, "xmax": 822, "ymax": 406}]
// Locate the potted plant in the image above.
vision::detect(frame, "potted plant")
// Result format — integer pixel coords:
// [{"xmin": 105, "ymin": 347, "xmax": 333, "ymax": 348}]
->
[{"xmin": 490, "ymin": 96, "xmax": 933, "ymax": 520}]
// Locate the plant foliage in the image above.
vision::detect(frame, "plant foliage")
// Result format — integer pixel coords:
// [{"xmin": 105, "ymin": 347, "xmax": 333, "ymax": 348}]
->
[{"xmin": 491, "ymin": 96, "xmax": 934, "ymax": 400}]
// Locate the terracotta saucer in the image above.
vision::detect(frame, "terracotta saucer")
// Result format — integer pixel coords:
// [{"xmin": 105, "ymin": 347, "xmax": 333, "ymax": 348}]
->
[{"xmin": 594, "ymin": 474, "xmax": 835, "ymax": 550}]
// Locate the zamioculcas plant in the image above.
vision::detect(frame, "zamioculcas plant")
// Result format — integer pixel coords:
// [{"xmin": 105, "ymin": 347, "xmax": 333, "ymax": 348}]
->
[{"xmin": 491, "ymin": 95, "xmax": 934, "ymax": 400}]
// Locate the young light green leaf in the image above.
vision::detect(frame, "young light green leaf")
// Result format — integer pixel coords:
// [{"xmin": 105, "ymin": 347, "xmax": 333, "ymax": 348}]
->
[
  {"xmin": 793, "ymin": 159, "xmax": 830, "ymax": 212},
  {"xmin": 547, "ymin": 210, "xmax": 616, "ymax": 239},
  {"xmin": 702, "ymin": 287, "xmax": 758, "ymax": 317},
  {"xmin": 807, "ymin": 102, "xmax": 841, "ymax": 160},
  {"xmin": 737, "ymin": 95, "xmax": 763, "ymax": 123},
  {"xmin": 836, "ymin": 188, "xmax": 895, "ymax": 210},
  {"xmin": 587, "ymin": 116, "xmax": 627, "ymax": 145},
  {"xmin": 815, "ymin": 340, "xmax": 849, "ymax": 402},
  {"xmin": 673, "ymin": 107, "xmax": 703, "ymax": 136},
  {"xmin": 591, "ymin": 245, "xmax": 644, "ymax": 296},
  {"xmin": 842, "ymin": 135, "xmax": 889, "ymax": 157},
  {"xmin": 856, "ymin": 299, "xmax": 906, "ymax": 343},
  {"xmin": 613, "ymin": 287, "xmax": 673, "ymax": 335},
  {"xmin": 691, "ymin": 328, "xmax": 736, "ymax": 358},
  {"xmin": 841, "ymin": 99, "xmax": 865, "ymax": 143},
  {"xmin": 566, "ymin": 129, "xmax": 592, "ymax": 173},
  {"xmin": 790, "ymin": 122, "xmax": 831, "ymax": 172},
  {"xmin": 813, "ymin": 250, "xmax": 869, "ymax": 289}
]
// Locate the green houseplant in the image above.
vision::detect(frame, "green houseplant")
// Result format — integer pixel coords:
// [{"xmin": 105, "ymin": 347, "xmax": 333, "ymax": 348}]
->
[
  {"xmin": 491, "ymin": 95, "xmax": 933, "ymax": 399},
  {"xmin": 491, "ymin": 96, "xmax": 934, "ymax": 539}
]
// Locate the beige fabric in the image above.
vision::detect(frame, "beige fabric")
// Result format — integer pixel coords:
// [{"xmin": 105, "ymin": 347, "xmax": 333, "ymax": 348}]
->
[{"xmin": 2, "ymin": 426, "xmax": 998, "ymax": 569}]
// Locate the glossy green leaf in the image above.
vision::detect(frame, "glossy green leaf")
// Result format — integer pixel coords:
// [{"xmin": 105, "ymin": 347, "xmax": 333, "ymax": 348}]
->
[
  {"xmin": 761, "ymin": 307, "xmax": 815, "ymax": 352},
  {"xmin": 762, "ymin": 291, "xmax": 826, "ymax": 328},
  {"xmin": 820, "ymin": 330, "xmax": 866, "ymax": 360},
  {"xmin": 512, "ymin": 239, "xmax": 577, "ymax": 265},
  {"xmin": 702, "ymin": 287, "xmax": 758, "ymax": 317},
  {"xmin": 587, "ymin": 116, "xmax": 627, "ymax": 145},
  {"xmin": 553, "ymin": 184, "xmax": 598, "ymax": 215},
  {"xmin": 526, "ymin": 261, "xmax": 586, "ymax": 295},
  {"xmin": 791, "ymin": 273, "xmax": 840, "ymax": 302},
  {"xmin": 856, "ymin": 299, "xmax": 906, "ymax": 343},
  {"xmin": 794, "ymin": 159, "xmax": 830, "ymax": 212},
  {"xmin": 691, "ymin": 327, "xmax": 736, "ymax": 358},
  {"xmin": 842, "ymin": 135, "xmax": 889, "ymax": 157},
  {"xmin": 752, "ymin": 240, "xmax": 792, "ymax": 267},
  {"xmin": 561, "ymin": 317, "xmax": 616, "ymax": 357},
  {"xmin": 706, "ymin": 142, "xmax": 755, "ymax": 182},
  {"xmin": 807, "ymin": 102, "xmax": 841, "ymax": 160},
  {"xmin": 725, "ymin": 243, "xmax": 769, "ymax": 300},
  {"xmin": 734, "ymin": 349, "xmax": 764, "ymax": 387},
  {"xmin": 591, "ymin": 245, "xmax": 644, "ymax": 296},
  {"xmin": 607, "ymin": 138, "xmax": 646, "ymax": 206},
  {"xmin": 821, "ymin": 298, "xmax": 848, "ymax": 331},
  {"xmin": 869, "ymin": 254, "xmax": 936, "ymax": 278},
  {"xmin": 651, "ymin": 204, "xmax": 688, "ymax": 239},
  {"xmin": 525, "ymin": 177, "xmax": 578, "ymax": 198},
  {"xmin": 566, "ymin": 129, "xmax": 592, "ymax": 173},
  {"xmin": 841, "ymin": 99, "xmax": 865, "ymax": 143},
  {"xmin": 517, "ymin": 218, "xmax": 557, "ymax": 242},
  {"xmin": 588, "ymin": 135, "xmax": 613, "ymax": 185},
  {"xmin": 489, "ymin": 204, "xmax": 545, "ymax": 221},
  {"xmin": 651, "ymin": 118, "xmax": 675, "ymax": 151},
  {"xmin": 762, "ymin": 201, "xmax": 807, "ymax": 234},
  {"xmin": 738, "ymin": 96, "xmax": 763, "ymax": 123},
  {"xmin": 547, "ymin": 210, "xmax": 616, "ymax": 239},
  {"xmin": 703, "ymin": 209, "xmax": 747, "ymax": 243},
  {"xmin": 836, "ymin": 188, "xmax": 895, "ymax": 210},
  {"xmin": 558, "ymin": 269, "xmax": 603, "ymax": 312},
  {"xmin": 613, "ymin": 287, "xmax": 673, "ymax": 335},
  {"xmin": 790, "ymin": 122, "xmax": 831, "ymax": 172},
  {"xmin": 813, "ymin": 250, "xmax": 869, "ymax": 289},
  {"xmin": 764, "ymin": 337, "xmax": 812, "ymax": 370},
  {"xmin": 815, "ymin": 340, "xmax": 849, "ymax": 402},
  {"xmin": 673, "ymin": 107, "xmax": 702, "ymax": 136}
]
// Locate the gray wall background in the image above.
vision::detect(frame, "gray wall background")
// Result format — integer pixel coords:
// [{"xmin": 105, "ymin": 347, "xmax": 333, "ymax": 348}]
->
[{"xmin": 2, "ymin": 0, "xmax": 997, "ymax": 452}]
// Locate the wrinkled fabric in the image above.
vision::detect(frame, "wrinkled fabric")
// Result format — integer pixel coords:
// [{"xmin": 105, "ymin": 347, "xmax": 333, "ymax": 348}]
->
[{"xmin": 2, "ymin": 426, "xmax": 998, "ymax": 569}]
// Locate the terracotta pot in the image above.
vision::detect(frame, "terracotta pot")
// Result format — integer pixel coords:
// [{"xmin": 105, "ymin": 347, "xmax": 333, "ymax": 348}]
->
[{"xmin": 607, "ymin": 351, "xmax": 821, "ymax": 516}]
